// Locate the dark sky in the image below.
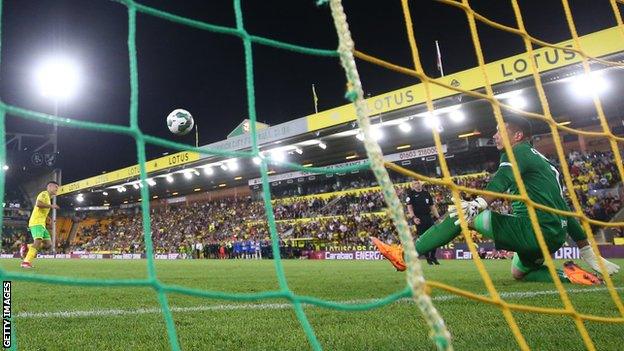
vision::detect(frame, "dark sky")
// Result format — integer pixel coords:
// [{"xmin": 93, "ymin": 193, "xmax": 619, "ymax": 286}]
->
[{"xmin": 0, "ymin": 0, "xmax": 619, "ymax": 183}]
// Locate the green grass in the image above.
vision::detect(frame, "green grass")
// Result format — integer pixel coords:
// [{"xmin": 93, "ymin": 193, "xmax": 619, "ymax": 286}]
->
[{"xmin": 3, "ymin": 259, "xmax": 624, "ymax": 350}]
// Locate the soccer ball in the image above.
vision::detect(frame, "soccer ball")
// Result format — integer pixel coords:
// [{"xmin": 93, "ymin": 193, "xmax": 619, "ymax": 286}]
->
[{"xmin": 167, "ymin": 109, "xmax": 194, "ymax": 135}]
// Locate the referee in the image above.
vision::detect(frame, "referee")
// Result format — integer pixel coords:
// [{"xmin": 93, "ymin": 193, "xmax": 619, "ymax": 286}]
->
[{"xmin": 405, "ymin": 180, "xmax": 441, "ymax": 265}]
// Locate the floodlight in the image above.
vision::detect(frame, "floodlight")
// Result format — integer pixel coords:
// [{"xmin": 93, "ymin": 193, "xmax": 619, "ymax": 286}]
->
[
  {"xmin": 35, "ymin": 55, "xmax": 81, "ymax": 100},
  {"xmin": 449, "ymin": 110, "xmax": 465, "ymax": 123},
  {"xmin": 398, "ymin": 122, "xmax": 412, "ymax": 133}
]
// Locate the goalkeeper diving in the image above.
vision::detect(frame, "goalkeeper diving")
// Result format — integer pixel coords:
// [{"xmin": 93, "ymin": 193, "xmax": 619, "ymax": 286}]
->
[{"xmin": 373, "ymin": 116, "xmax": 619, "ymax": 284}]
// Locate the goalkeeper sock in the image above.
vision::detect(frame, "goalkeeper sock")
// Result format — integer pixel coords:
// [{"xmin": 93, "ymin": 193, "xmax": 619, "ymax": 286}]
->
[
  {"xmin": 415, "ymin": 217, "xmax": 461, "ymax": 254},
  {"xmin": 24, "ymin": 245, "xmax": 38, "ymax": 263},
  {"xmin": 522, "ymin": 266, "xmax": 569, "ymax": 283}
]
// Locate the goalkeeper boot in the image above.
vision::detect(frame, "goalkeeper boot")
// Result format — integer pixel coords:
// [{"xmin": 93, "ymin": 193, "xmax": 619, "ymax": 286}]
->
[
  {"xmin": 20, "ymin": 261, "xmax": 33, "ymax": 269},
  {"xmin": 371, "ymin": 237, "xmax": 406, "ymax": 271},
  {"xmin": 563, "ymin": 261, "xmax": 603, "ymax": 285},
  {"xmin": 579, "ymin": 246, "xmax": 620, "ymax": 276}
]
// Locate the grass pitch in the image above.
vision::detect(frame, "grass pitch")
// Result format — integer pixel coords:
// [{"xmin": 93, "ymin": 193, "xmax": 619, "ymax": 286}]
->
[{"xmin": 4, "ymin": 259, "xmax": 624, "ymax": 350}]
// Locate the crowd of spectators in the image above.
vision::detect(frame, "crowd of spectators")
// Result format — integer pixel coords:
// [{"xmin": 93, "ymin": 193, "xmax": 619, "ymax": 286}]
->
[
  {"xmin": 272, "ymin": 191, "xmax": 387, "ymax": 220},
  {"xmin": 1, "ymin": 227, "xmax": 28, "ymax": 252},
  {"xmin": 583, "ymin": 195, "xmax": 622, "ymax": 223},
  {"xmin": 558, "ymin": 151, "xmax": 623, "ymax": 230},
  {"xmin": 3, "ymin": 150, "xmax": 621, "ymax": 256},
  {"xmin": 66, "ymin": 172, "xmax": 607, "ymax": 256},
  {"xmin": 74, "ymin": 199, "xmax": 263, "ymax": 254},
  {"xmin": 566, "ymin": 151, "xmax": 621, "ymax": 191},
  {"xmin": 272, "ymin": 177, "xmax": 379, "ymax": 199}
]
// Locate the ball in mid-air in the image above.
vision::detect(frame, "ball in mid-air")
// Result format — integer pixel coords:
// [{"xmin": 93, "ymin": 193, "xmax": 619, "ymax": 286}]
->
[{"xmin": 167, "ymin": 109, "xmax": 194, "ymax": 135}]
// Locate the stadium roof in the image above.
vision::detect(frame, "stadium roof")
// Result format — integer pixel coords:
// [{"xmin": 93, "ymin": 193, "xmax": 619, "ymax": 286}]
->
[{"xmin": 58, "ymin": 26, "xmax": 624, "ymax": 207}]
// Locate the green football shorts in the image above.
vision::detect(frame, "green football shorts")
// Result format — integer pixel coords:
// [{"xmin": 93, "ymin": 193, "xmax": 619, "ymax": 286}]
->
[
  {"xmin": 473, "ymin": 210, "xmax": 566, "ymax": 272},
  {"xmin": 29, "ymin": 225, "xmax": 51, "ymax": 240}
]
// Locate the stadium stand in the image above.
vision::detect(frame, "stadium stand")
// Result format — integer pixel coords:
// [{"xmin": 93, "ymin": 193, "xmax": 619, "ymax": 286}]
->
[
  {"xmin": 36, "ymin": 148, "xmax": 618, "ymax": 257},
  {"xmin": 3, "ymin": 144, "xmax": 621, "ymax": 259}
]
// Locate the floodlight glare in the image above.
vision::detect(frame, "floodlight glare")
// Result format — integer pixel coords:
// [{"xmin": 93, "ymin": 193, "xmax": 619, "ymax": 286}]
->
[
  {"xmin": 203, "ymin": 167, "xmax": 214, "ymax": 175},
  {"xmin": 371, "ymin": 126, "xmax": 384, "ymax": 141},
  {"xmin": 318, "ymin": 142, "xmax": 327, "ymax": 150},
  {"xmin": 271, "ymin": 150, "xmax": 286, "ymax": 162},
  {"xmin": 570, "ymin": 72, "xmax": 608, "ymax": 98},
  {"xmin": 184, "ymin": 171, "xmax": 193, "ymax": 180},
  {"xmin": 252, "ymin": 157, "xmax": 262, "ymax": 165},
  {"xmin": 424, "ymin": 114, "xmax": 441, "ymax": 129},
  {"xmin": 507, "ymin": 96, "xmax": 527, "ymax": 109},
  {"xmin": 449, "ymin": 110, "xmax": 465, "ymax": 123},
  {"xmin": 357, "ymin": 128, "xmax": 383, "ymax": 141},
  {"xmin": 398, "ymin": 122, "xmax": 412, "ymax": 133},
  {"xmin": 35, "ymin": 55, "xmax": 81, "ymax": 100},
  {"xmin": 166, "ymin": 175, "xmax": 174, "ymax": 183},
  {"xmin": 228, "ymin": 161, "xmax": 239, "ymax": 172}
]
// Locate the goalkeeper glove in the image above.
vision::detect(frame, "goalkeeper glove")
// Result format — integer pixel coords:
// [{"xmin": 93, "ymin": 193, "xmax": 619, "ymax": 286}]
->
[
  {"xmin": 448, "ymin": 197, "xmax": 488, "ymax": 225},
  {"xmin": 579, "ymin": 245, "xmax": 620, "ymax": 276}
]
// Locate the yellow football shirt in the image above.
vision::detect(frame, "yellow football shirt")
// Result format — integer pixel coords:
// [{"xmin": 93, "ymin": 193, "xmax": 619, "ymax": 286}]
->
[{"xmin": 28, "ymin": 191, "xmax": 51, "ymax": 227}]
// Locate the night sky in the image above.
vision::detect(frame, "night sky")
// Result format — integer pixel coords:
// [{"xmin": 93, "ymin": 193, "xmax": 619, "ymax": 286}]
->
[{"xmin": 0, "ymin": 0, "xmax": 619, "ymax": 183}]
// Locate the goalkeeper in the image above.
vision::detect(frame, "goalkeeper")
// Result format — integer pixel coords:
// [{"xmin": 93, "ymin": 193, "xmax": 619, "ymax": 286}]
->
[{"xmin": 373, "ymin": 116, "xmax": 619, "ymax": 283}]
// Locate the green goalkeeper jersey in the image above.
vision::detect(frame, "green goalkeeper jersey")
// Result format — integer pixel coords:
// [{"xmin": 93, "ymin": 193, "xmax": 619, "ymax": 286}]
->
[{"xmin": 485, "ymin": 141, "xmax": 569, "ymax": 233}]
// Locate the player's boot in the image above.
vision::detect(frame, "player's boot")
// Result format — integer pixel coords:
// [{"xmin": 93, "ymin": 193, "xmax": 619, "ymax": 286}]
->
[
  {"xmin": 371, "ymin": 237, "xmax": 406, "ymax": 271},
  {"xmin": 20, "ymin": 261, "xmax": 33, "ymax": 269},
  {"xmin": 563, "ymin": 261, "xmax": 603, "ymax": 285},
  {"xmin": 20, "ymin": 244, "xmax": 28, "ymax": 259}
]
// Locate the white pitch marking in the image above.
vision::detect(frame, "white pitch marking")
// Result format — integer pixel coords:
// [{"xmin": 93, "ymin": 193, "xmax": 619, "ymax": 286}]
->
[{"xmin": 15, "ymin": 287, "xmax": 622, "ymax": 319}]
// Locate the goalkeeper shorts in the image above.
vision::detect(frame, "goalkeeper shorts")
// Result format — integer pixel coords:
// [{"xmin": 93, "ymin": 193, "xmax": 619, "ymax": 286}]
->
[{"xmin": 473, "ymin": 210, "xmax": 566, "ymax": 260}]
